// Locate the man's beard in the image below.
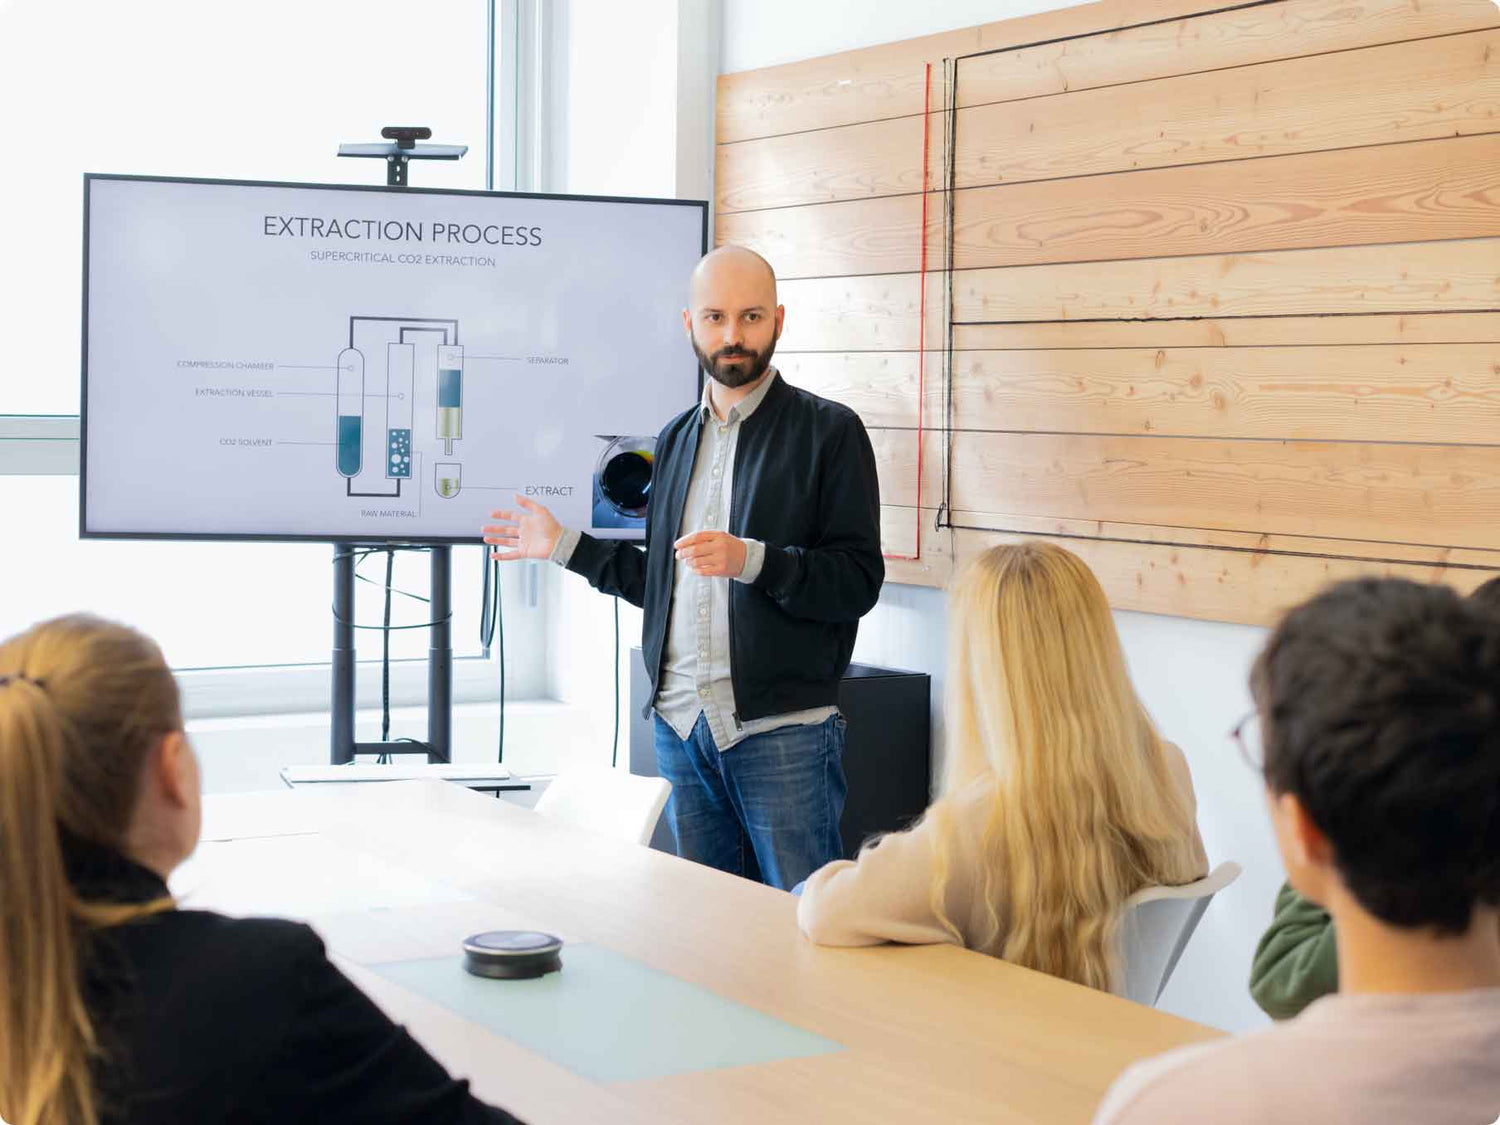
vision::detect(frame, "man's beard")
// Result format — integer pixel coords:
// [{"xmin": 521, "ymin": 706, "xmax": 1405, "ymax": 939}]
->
[{"xmin": 692, "ymin": 331, "xmax": 777, "ymax": 390}]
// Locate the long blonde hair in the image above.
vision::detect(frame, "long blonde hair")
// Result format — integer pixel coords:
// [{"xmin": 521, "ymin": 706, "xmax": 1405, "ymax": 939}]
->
[
  {"xmin": 0, "ymin": 615, "xmax": 181, "ymax": 1125},
  {"xmin": 928, "ymin": 542, "xmax": 1200, "ymax": 992}
]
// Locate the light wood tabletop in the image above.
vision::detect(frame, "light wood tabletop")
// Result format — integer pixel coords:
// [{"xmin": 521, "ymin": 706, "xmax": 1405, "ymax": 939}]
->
[{"xmin": 177, "ymin": 781, "xmax": 1223, "ymax": 1125}]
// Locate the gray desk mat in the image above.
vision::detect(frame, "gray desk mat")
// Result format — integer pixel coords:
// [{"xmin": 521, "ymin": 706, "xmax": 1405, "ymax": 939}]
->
[{"xmin": 371, "ymin": 943, "xmax": 844, "ymax": 1083}]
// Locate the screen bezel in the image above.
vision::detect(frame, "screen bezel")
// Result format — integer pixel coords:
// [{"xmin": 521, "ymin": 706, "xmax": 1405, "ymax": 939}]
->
[{"xmin": 79, "ymin": 172, "xmax": 709, "ymax": 546}]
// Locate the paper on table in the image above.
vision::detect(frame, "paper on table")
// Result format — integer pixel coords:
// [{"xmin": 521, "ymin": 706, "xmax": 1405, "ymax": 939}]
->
[{"xmin": 371, "ymin": 945, "xmax": 844, "ymax": 1084}]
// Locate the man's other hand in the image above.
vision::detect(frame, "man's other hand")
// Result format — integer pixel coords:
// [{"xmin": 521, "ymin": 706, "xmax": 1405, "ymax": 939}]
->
[{"xmin": 674, "ymin": 530, "xmax": 747, "ymax": 578}]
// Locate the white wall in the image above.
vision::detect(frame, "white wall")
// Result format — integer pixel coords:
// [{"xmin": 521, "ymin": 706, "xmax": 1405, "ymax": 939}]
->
[
  {"xmin": 718, "ymin": 0, "xmax": 1281, "ymax": 1034},
  {"xmin": 538, "ymin": 0, "xmax": 722, "ymax": 769}
]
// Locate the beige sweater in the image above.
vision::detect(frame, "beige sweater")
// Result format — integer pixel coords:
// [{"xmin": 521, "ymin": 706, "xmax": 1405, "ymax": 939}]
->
[
  {"xmin": 797, "ymin": 742, "xmax": 1208, "ymax": 980},
  {"xmin": 1094, "ymin": 987, "xmax": 1500, "ymax": 1125}
]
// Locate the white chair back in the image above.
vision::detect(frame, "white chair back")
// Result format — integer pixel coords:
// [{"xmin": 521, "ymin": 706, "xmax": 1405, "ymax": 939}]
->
[
  {"xmin": 533, "ymin": 768, "xmax": 672, "ymax": 847},
  {"xmin": 1118, "ymin": 861, "xmax": 1242, "ymax": 1006}
]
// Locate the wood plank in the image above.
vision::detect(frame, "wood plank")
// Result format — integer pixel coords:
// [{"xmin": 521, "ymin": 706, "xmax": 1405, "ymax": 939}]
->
[
  {"xmin": 951, "ymin": 312, "xmax": 1500, "ymax": 349},
  {"xmin": 775, "ymin": 239, "xmax": 1500, "ymax": 351},
  {"xmin": 782, "ymin": 344, "xmax": 1500, "ymax": 445},
  {"xmin": 718, "ymin": 134, "xmax": 1500, "ymax": 278},
  {"xmin": 716, "ymin": 191, "xmax": 925, "ymax": 280},
  {"xmin": 955, "ymin": 29, "xmax": 1500, "ymax": 189},
  {"xmin": 719, "ymin": 29, "xmax": 1500, "ymax": 213},
  {"xmin": 776, "ymin": 272, "xmax": 923, "ymax": 351},
  {"xmin": 880, "ymin": 504, "xmax": 920, "ymax": 559},
  {"xmin": 915, "ymin": 510, "xmax": 1500, "ymax": 570},
  {"xmin": 880, "ymin": 430, "xmax": 1500, "ymax": 550},
  {"xmin": 957, "ymin": 0, "xmax": 1500, "ymax": 109},
  {"xmin": 937, "ymin": 345, "xmax": 1500, "ymax": 443},
  {"xmin": 881, "ymin": 509, "xmax": 1500, "ymax": 624},
  {"xmin": 779, "ymin": 352, "xmax": 922, "ymax": 428},
  {"xmin": 951, "ymin": 238, "xmax": 1500, "ymax": 323},
  {"xmin": 716, "ymin": 111, "xmax": 932, "ymax": 214},
  {"xmin": 715, "ymin": 0, "xmax": 1242, "ymax": 144},
  {"xmin": 952, "ymin": 133, "xmax": 1500, "ymax": 270},
  {"xmin": 869, "ymin": 426, "xmax": 920, "ymax": 509}
]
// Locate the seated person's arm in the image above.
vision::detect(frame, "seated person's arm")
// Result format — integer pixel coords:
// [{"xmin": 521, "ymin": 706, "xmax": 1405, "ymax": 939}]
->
[
  {"xmin": 797, "ymin": 811, "xmax": 962, "ymax": 949},
  {"xmin": 1248, "ymin": 881, "xmax": 1338, "ymax": 1021},
  {"xmin": 258, "ymin": 924, "xmax": 522, "ymax": 1124}
]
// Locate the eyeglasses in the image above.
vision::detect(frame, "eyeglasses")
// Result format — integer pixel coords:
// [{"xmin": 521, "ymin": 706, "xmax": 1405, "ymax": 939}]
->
[{"xmin": 1229, "ymin": 709, "xmax": 1264, "ymax": 773}]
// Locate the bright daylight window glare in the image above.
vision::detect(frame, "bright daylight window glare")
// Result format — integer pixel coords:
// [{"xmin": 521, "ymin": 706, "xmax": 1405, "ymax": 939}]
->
[{"xmin": 0, "ymin": 1, "xmax": 541, "ymax": 710}]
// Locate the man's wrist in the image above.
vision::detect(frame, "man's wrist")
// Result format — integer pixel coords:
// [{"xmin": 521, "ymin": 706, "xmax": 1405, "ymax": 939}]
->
[
  {"xmin": 735, "ymin": 538, "xmax": 766, "ymax": 584},
  {"xmin": 548, "ymin": 528, "xmax": 582, "ymax": 567}
]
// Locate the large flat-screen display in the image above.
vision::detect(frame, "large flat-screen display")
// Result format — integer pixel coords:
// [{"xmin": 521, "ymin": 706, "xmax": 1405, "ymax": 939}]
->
[{"xmin": 82, "ymin": 175, "xmax": 706, "ymax": 543}]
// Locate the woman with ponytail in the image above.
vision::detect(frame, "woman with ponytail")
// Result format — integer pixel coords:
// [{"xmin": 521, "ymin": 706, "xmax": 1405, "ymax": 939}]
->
[
  {"xmin": 797, "ymin": 541, "xmax": 1208, "ymax": 994},
  {"xmin": 0, "ymin": 614, "xmax": 521, "ymax": 1125}
]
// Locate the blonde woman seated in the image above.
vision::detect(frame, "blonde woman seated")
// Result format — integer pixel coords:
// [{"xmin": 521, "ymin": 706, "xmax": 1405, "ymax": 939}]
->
[
  {"xmin": 797, "ymin": 541, "xmax": 1208, "ymax": 994},
  {"xmin": 0, "ymin": 615, "xmax": 520, "ymax": 1125}
]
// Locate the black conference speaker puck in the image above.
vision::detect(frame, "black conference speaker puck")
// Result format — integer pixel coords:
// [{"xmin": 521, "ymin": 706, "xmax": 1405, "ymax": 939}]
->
[{"xmin": 461, "ymin": 930, "xmax": 564, "ymax": 979}]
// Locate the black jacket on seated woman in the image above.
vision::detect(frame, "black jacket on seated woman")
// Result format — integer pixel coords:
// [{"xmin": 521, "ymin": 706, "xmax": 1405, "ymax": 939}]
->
[{"xmin": 69, "ymin": 837, "xmax": 516, "ymax": 1125}]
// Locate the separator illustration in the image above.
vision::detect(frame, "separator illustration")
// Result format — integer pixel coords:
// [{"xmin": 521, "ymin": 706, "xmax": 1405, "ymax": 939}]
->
[{"xmin": 334, "ymin": 316, "xmax": 463, "ymax": 501}]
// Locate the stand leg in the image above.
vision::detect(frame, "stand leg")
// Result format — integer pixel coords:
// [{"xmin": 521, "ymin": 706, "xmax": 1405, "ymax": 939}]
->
[
  {"xmin": 427, "ymin": 546, "xmax": 452, "ymax": 763},
  {"xmin": 331, "ymin": 545, "xmax": 357, "ymax": 764}
]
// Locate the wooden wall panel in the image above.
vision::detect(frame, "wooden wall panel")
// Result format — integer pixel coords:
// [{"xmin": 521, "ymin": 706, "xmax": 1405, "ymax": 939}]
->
[
  {"xmin": 719, "ymin": 3, "xmax": 1500, "ymax": 616},
  {"xmin": 778, "ymin": 353, "xmax": 922, "ymax": 429},
  {"xmin": 869, "ymin": 432, "xmax": 1500, "ymax": 549},
  {"xmin": 882, "ymin": 510, "xmax": 1500, "ymax": 626},
  {"xmin": 955, "ymin": 0, "xmax": 1500, "ymax": 109},
  {"xmin": 775, "ymin": 273, "xmax": 923, "ymax": 352},
  {"xmin": 950, "ymin": 239, "xmax": 1500, "ymax": 324},
  {"xmin": 954, "ymin": 29, "xmax": 1500, "ymax": 188},
  {"xmin": 940, "ymin": 346, "xmax": 1500, "ymax": 443},
  {"xmin": 780, "ymin": 345, "xmax": 1500, "ymax": 445},
  {"xmin": 950, "ymin": 312, "xmax": 1500, "ymax": 350},
  {"xmin": 715, "ymin": 0, "xmax": 1243, "ymax": 144},
  {"xmin": 721, "ymin": 134, "xmax": 1500, "ymax": 278},
  {"xmin": 774, "ymin": 238, "xmax": 1500, "ymax": 351},
  {"xmin": 716, "ymin": 29, "xmax": 1500, "ymax": 214},
  {"xmin": 716, "ymin": 112, "xmax": 929, "ymax": 214},
  {"xmin": 717, "ymin": 0, "xmax": 1500, "ymax": 144},
  {"xmin": 937, "ymin": 434, "xmax": 1500, "ymax": 549}
]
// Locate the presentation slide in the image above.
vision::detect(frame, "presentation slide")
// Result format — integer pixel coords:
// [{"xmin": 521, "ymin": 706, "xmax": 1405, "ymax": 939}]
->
[{"xmin": 82, "ymin": 175, "xmax": 705, "ymax": 542}]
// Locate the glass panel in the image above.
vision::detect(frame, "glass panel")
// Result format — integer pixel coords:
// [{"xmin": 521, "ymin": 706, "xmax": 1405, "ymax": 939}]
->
[
  {"xmin": 0, "ymin": 474, "xmax": 515, "ymax": 669},
  {"xmin": 0, "ymin": 0, "xmax": 489, "ymax": 414}
]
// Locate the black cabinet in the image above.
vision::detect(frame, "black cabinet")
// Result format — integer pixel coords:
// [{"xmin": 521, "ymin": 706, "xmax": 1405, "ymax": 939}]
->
[{"xmin": 628, "ymin": 649, "xmax": 931, "ymax": 859}]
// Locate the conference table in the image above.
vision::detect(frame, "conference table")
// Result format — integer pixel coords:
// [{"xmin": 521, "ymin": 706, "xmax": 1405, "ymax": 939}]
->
[{"xmin": 174, "ymin": 780, "xmax": 1223, "ymax": 1124}]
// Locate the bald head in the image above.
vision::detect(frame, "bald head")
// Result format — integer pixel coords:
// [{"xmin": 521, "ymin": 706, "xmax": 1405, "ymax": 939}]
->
[
  {"xmin": 689, "ymin": 244, "xmax": 778, "ymax": 307},
  {"xmin": 682, "ymin": 245, "xmax": 785, "ymax": 392}
]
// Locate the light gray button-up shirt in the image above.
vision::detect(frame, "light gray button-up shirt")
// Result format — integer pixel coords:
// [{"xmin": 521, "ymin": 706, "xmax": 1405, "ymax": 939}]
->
[{"xmin": 551, "ymin": 368, "xmax": 837, "ymax": 750}]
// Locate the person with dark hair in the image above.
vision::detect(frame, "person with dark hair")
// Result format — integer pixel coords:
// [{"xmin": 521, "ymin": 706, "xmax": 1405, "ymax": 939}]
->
[
  {"xmin": 1471, "ymin": 573, "xmax": 1500, "ymax": 614},
  {"xmin": 1247, "ymin": 574, "xmax": 1500, "ymax": 1021},
  {"xmin": 0, "ymin": 614, "xmax": 521, "ymax": 1125},
  {"xmin": 1096, "ymin": 577, "xmax": 1500, "ymax": 1125}
]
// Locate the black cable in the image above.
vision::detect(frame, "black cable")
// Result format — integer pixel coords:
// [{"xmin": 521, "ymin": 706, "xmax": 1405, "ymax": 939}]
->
[
  {"xmin": 356, "ymin": 569, "xmax": 429, "ymax": 604},
  {"xmin": 380, "ymin": 548, "xmax": 394, "ymax": 759},
  {"xmin": 611, "ymin": 596, "xmax": 620, "ymax": 768},
  {"xmin": 479, "ymin": 551, "xmax": 506, "ymax": 763},
  {"xmin": 329, "ymin": 613, "xmax": 452, "ymax": 631}
]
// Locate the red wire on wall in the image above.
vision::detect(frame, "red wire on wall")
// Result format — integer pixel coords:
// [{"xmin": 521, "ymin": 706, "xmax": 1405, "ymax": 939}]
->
[{"xmin": 883, "ymin": 61, "xmax": 931, "ymax": 563}]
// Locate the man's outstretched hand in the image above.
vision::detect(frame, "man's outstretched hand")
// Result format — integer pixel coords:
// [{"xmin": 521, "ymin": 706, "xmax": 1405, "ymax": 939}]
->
[{"xmin": 482, "ymin": 494, "xmax": 562, "ymax": 561}]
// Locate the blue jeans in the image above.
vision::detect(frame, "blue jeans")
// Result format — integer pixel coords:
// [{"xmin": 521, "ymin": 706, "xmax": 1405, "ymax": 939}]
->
[{"xmin": 653, "ymin": 712, "xmax": 847, "ymax": 891}]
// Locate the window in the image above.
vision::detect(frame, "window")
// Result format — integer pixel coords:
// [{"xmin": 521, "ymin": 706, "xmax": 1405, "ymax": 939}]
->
[{"xmin": 0, "ymin": 1, "xmax": 546, "ymax": 726}]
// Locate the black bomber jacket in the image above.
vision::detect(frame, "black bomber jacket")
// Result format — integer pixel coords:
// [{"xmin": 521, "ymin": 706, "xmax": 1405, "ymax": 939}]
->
[{"xmin": 566, "ymin": 372, "xmax": 884, "ymax": 723}]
